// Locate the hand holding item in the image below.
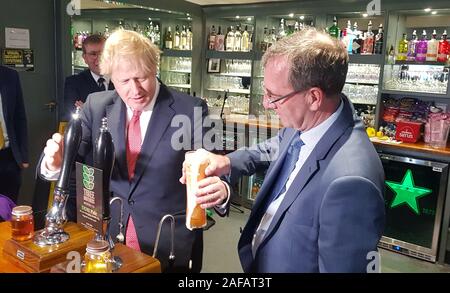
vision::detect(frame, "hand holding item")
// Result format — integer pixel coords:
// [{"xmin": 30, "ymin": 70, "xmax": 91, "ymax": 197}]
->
[{"xmin": 43, "ymin": 133, "xmax": 64, "ymax": 172}]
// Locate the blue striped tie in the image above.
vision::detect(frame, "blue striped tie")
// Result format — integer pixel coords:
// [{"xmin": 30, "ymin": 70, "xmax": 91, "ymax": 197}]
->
[{"xmin": 263, "ymin": 134, "xmax": 304, "ymax": 211}]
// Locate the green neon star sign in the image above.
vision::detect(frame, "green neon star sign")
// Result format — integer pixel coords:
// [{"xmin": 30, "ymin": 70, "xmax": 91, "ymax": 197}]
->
[{"xmin": 385, "ymin": 169, "xmax": 432, "ymax": 215}]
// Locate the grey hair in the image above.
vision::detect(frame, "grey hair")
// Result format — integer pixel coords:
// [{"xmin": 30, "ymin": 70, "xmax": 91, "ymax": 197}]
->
[{"xmin": 262, "ymin": 27, "xmax": 349, "ymax": 97}]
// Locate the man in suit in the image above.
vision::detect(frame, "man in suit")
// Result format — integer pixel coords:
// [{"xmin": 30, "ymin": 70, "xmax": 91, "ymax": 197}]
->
[
  {"xmin": 40, "ymin": 30, "xmax": 227, "ymax": 272},
  {"xmin": 0, "ymin": 66, "xmax": 29, "ymax": 203},
  {"xmin": 63, "ymin": 34, "xmax": 114, "ymax": 121},
  {"xmin": 188, "ymin": 28, "xmax": 385, "ymax": 272}
]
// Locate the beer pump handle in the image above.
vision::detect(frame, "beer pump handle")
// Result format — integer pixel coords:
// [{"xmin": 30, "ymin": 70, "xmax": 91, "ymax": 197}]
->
[
  {"xmin": 93, "ymin": 117, "xmax": 115, "ymax": 219},
  {"xmin": 56, "ymin": 108, "xmax": 82, "ymax": 190}
]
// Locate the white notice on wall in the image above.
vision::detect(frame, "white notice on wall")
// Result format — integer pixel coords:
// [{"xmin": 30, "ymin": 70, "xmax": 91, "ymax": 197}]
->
[{"xmin": 5, "ymin": 27, "xmax": 30, "ymax": 49}]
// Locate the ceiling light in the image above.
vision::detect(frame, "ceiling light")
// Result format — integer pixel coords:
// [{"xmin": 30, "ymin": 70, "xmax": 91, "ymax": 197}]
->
[
  {"xmin": 424, "ymin": 8, "xmax": 431, "ymax": 12},
  {"xmin": 431, "ymin": 11, "xmax": 437, "ymax": 14}
]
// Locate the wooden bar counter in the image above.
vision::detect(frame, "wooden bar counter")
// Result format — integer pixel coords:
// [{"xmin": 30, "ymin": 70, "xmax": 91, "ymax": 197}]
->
[{"xmin": 0, "ymin": 222, "xmax": 160, "ymax": 273}]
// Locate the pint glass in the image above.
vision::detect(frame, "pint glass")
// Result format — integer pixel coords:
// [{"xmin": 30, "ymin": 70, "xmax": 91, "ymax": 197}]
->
[{"xmin": 185, "ymin": 150, "xmax": 208, "ymax": 230}]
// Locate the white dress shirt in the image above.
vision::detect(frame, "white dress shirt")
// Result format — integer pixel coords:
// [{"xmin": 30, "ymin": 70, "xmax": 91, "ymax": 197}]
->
[
  {"xmin": 40, "ymin": 78, "xmax": 160, "ymax": 179},
  {"xmin": 252, "ymin": 100, "xmax": 344, "ymax": 256},
  {"xmin": 0, "ymin": 92, "xmax": 9, "ymax": 148}
]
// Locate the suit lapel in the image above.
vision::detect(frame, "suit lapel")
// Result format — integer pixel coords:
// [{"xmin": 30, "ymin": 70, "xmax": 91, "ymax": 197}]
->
[
  {"xmin": 257, "ymin": 96, "xmax": 355, "ymax": 251},
  {"xmin": 129, "ymin": 85, "xmax": 175, "ymax": 194},
  {"xmin": 105, "ymin": 93, "xmax": 128, "ymax": 180}
]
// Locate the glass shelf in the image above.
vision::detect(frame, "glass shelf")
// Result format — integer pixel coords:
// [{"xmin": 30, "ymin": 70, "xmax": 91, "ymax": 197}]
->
[{"xmin": 382, "ymin": 64, "xmax": 448, "ymax": 95}]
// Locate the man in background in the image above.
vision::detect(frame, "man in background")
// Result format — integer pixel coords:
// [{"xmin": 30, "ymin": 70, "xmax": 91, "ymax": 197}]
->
[
  {"xmin": 63, "ymin": 34, "xmax": 114, "ymax": 121},
  {"xmin": 0, "ymin": 65, "xmax": 29, "ymax": 203}
]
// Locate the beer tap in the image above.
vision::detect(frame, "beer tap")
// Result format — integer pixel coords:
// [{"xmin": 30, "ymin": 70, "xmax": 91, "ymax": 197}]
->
[
  {"xmin": 153, "ymin": 214, "xmax": 176, "ymax": 268},
  {"xmin": 92, "ymin": 118, "xmax": 123, "ymax": 271},
  {"xmin": 35, "ymin": 108, "xmax": 83, "ymax": 246}
]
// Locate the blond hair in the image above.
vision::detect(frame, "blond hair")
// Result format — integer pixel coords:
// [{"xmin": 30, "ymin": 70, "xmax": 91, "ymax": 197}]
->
[
  {"xmin": 262, "ymin": 27, "xmax": 349, "ymax": 96},
  {"xmin": 100, "ymin": 29, "xmax": 161, "ymax": 76}
]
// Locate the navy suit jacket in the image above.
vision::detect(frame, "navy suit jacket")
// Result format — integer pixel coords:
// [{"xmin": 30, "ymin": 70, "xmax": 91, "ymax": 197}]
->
[
  {"xmin": 228, "ymin": 96, "xmax": 385, "ymax": 272},
  {"xmin": 0, "ymin": 66, "xmax": 28, "ymax": 165},
  {"xmin": 63, "ymin": 69, "xmax": 114, "ymax": 121}
]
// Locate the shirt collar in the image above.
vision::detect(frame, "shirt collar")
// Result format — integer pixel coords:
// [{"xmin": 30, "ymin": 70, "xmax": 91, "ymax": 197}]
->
[
  {"xmin": 300, "ymin": 99, "xmax": 344, "ymax": 149},
  {"xmin": 125, "ymin": 77, "xmax": 160, "ymax": 113}
]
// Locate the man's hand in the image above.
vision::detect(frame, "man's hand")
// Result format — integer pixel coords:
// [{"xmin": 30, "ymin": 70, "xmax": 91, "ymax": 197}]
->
[
  {"xmin": 43, "ymin": 133, "xmax": 64, "ymax": 172},
  {"xmin": 196, "ymin": 176, "xmax": 228, "ymax": 209},
  {"xmin": 74, "ymin": 100, "xmax": 84, "ymax": 108},
  {"xmin": 179, "ymin": 150, "xmax": 231, "ymax": 184}
]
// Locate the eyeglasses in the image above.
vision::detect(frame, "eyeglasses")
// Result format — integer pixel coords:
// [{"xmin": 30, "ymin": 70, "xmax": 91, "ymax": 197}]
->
[{"xmin": 264, "ymin": 88, "xmax": 304, "ymax": 104}]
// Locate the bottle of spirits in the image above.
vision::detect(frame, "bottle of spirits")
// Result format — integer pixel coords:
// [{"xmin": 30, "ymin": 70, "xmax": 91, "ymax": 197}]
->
[
  {"xmin": 406, "ymin": 30, "xmax": 418, "ymax": 61},
  {"xmin": 328, "ymin": 16, "xmax": 340, "ymax": 39},
  {"xmin": 226, "ymin": 26, "xmax": 235, "ymax": 51},
  {"xmin": 234, "ymin": 25, "xmax": 242, "ymax": 51},
  {"xmin": 426, "ymin": 29, "xmax": 438, "ymax": 61},
  {"xmin": 396, "ymin": 33, "xmax": 408, "ymax": 61},
  {"xmin": 241, "ymin": 25, "xmax": 250, "ymax": 52},
  {"xmin": 278, "ymin": 19, "xmax": 286, "ymax": 40},
  {"xmin": 260, "ymin": 27, "xmax": 269, "ymax": 52},
  {"xmin": 181, "ymin": 25, "xmax": 187, "ymax": 50},
  {"xmin": 164, "ymin": 26, "xmax": 173, "ymax": 49},
  {"xmin": 174, "ymin": 25, "xmax": 181, "ymax": 50},
  {"xmin": 208, "ymin": 25, "xmax": 216, "ymax": 50},
  {"xmin": 154, "ymin": 25, "xmax": 161, "ymax": 48},
  {"xmin": 215, "ymin": 26, "xmax": 224, "ymax": 51},
  {"xmin": 374, "ymin": 24, "xmax": 383, "ymax": 54},
  {"xmin": 362, "ymin": 21, "xmax": 374, "ymax": 54},
  {"xmin": 415, "ymin": 30, "xmax": 428, "ymax": 62},
  {"xmin": 186, "ymin": 26, "xmax": 193, "ymax": 50},
  {"xmin": 437, "ymin": 30, "xmax": 449, "ymax": 63}
]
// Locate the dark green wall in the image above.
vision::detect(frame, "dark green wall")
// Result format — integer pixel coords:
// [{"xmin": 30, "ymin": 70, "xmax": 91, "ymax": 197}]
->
[{"xmin": 0, "ymin": 0, "xmax": 58, "ymax": 205}]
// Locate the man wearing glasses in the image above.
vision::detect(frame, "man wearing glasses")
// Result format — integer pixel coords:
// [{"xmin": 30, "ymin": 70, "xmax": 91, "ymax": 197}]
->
[
  {"xmin": 63, "ymin": 34, "xmax": 115, "ymax": 121},
  {"xmin": 184, "ymin": 28, "xmax": 385, "ymax": 272}
]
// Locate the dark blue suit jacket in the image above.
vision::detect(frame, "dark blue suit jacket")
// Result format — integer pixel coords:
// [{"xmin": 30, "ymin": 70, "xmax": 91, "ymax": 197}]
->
[
  {"xmin": 77, "ymin": 84, "xmax": 208, "ymax": 272},
  {"xmin": 63, "ymin": 69, "xmax": 114, "ymax": 121},
  {"xmin": 228, "ymin": 96, "xmax": 385, "ymax": 272},
  {"xmin": 0, "ymin": 66, "xmax": 28, "ymax": 165}
]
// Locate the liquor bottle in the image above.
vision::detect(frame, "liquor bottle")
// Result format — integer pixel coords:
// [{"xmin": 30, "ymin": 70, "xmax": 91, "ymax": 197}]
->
[
  {"xmin": 415, "ymin": 30, "xmax": 428, "ymax": 62},
  {"xmin": 215, "ymin": 26, "xmax": 225, "ymax": 51},
  {"xmin": 103, "ymin": 25, "xmax": 110, "ymax": 38},
  {"xmin": 351, "ymin": 22, "xmax": 361, "ymax": 54},
  {"xmin": 362, "ymin": 21, "xmax": 374, "ymax": 54},
  {"xmin": 186, "ymin": 26, "xmax": 193, "ymax": 51},
  {"xmin": 277, "ymin": 18, "xmax": 286, "ymax": 40},
  {"xmin": 344, "ymin": 20, "xmax": 353, "ymax": 54},
  {"xmin": 437, "ymin": 30, "xmax": 449, "ymax": 63},
  {"xmin": 174, "ymin": 25, "xmax": 181, "ymax": 49},
  {"xmin": 241, "ymin": 25, "xmax": 250, "ymax": 52},
  {"xmin": 164, "ymin": 26, "xmax": 173, "ymax": 49},
  {"xmin": 406, "ymin": 30, "xmax": 418, "ymax": 61},
  {"xmin": 328, "ymin": 16, "xmax": 340, "ymax": 39},
  {"xmin": 426, "ymin": 29, "xmax": 438, "ymax": 61},
  {"xmin": 208, "ymin": 25, "xmax": 216, "ymax": 50},
  {"xmin": 154, "ymin": 25, "xmax": 161, "ymax": 48},
  {"xmin": 234, "ymin": 26, "xmax": 242, "ymax": 51},
  {"xmin": 396, "ymin": 33, "xmax": 408, "ymax": 61},
  {"xmin": 181, "ymin": 25, "xmax": 187, "ymax": 50},
  {"xmin": 260, "ymin": 26, "xmax": 269, "ymax": 52},
  {"xmin": 226, "ymin": 26, "xmax": 235, "ymax": 51},
  {"xmin": 374, "ymin": 24, "xmax": 384, "ymax": 54}
]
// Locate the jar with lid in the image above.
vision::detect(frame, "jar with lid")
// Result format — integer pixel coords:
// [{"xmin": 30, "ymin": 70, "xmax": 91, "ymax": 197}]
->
[
  {"xmin": 11, "ymin": 205, "xmax": 34, "ymax": 241},
  {"xmin": 83, "ymin": 239, "xmax": 112, "ymax": 273}
]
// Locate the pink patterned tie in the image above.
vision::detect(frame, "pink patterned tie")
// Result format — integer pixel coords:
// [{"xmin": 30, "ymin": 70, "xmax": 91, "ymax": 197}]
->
[{"xmin": 125, "ymin": 110, "xmax": 142, "ymax": 251}]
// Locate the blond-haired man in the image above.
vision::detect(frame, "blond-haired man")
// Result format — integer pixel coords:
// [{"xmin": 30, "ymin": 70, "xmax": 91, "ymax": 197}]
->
[{"xmin": 40, "ymin": 30, "xmax": 226, "ymax": 272}]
